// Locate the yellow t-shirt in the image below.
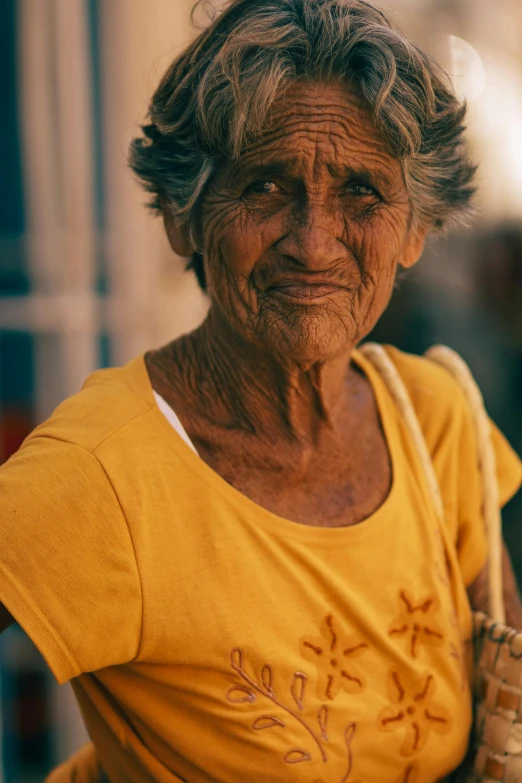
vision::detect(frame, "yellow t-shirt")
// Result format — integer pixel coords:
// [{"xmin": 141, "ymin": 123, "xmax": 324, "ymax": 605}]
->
[{"xmin": 0, "ymin": 347, "xmax": 521, "ymax": 783}]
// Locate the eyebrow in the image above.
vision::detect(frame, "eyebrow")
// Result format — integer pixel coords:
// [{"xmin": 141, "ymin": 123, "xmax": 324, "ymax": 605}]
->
[
  {"xmin": 327, "ymin": 163, "xmax": 395, "ymax": 191},
  {"xmin": 230, "ymin": 159, "xmax": 397, "ymax": 191},
  {"xmin": 229, "ymin": 160, "xmax": 299, "ymax": 185}
]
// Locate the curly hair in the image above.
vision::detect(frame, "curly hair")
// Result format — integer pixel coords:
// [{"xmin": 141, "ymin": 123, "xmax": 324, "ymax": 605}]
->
[{"xmin": 129, "ymin": 0, "xmax": 477, "ymax": 292}]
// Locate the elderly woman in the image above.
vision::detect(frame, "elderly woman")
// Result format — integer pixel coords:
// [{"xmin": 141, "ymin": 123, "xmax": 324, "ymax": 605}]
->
[{"xmin": 1, "ymin": 0, "xmax": 522, "ymax": 781}]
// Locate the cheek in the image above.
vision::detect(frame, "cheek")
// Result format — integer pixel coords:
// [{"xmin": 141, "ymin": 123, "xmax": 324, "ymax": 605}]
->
[
  {"xmin": 352, "ymin": 206, "xmax": 410, "ymax": 276},
  {"xmin": 204, "ymin": 202, "xmax": 283, "ymax": 286},
  {"xmin": 343, "ymin": 207, "xmax": 410, "ymax": 330}
]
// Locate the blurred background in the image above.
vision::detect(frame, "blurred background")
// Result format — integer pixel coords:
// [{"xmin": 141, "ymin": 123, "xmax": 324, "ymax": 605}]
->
[{"xmin": 0, "ymin": 0, "xmax": 521, "ymax": 779}]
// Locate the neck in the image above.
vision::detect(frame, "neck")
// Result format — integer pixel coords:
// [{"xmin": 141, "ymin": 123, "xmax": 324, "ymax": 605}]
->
[{"xmin": 166, "ymin": 307, "xmax": 356, "ymax": 442}]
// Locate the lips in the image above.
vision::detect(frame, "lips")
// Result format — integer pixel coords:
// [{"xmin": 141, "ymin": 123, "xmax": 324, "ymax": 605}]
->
[{"xmin": 268, "ymin": 281, "xmax": 344, "ymax": 302}]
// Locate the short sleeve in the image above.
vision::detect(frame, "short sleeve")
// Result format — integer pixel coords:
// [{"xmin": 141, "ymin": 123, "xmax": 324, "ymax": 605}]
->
[{"xmin": 0, "ymin": 435, "xmax": 142, "ymax": 684}]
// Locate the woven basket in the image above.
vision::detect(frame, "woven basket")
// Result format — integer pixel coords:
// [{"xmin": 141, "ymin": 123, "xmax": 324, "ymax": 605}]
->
[
  {"xmin": 361, "ymin": 343, "xmax": 522, "ymax": 783},
  {"xmin": 464, "ymin": 611, "xmax": 522, "ymax": 782}
]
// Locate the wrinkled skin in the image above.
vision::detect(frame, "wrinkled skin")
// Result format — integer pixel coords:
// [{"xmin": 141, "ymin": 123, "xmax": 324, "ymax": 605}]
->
[
  {"xmin": 200, "ymin": 82, "xmax": 420, "ymax": 367},
  {"xmin": 146, "ymin": 81, "xmax": 522, "ymax": 627}
]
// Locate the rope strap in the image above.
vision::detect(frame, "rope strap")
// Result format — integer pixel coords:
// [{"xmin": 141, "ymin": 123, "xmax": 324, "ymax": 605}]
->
[
  {"xmin": 426, "ymin": 345, "xmax": 504, "ymax": 623},
  {"xmin": 360, "ymin": 342, "xmax": 504, "ymax": 623}
]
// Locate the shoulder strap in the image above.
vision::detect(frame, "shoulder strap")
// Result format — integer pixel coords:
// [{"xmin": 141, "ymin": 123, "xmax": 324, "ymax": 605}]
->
[
  {"xmin": 359, "ymin": 342, "xmax": 504, "ymax": 623},
  {"xmin": 426, "ymin": 345, "xmax": 504, "ymax": 623},
  {"xmin": 359, "ymin": 342, "xmax": 445, "ymax": 520}
]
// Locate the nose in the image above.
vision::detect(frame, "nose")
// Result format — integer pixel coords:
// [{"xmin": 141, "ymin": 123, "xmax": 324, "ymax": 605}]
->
[{"xmin": 275, "ymin": 202, "xmax": 346, "ymax": 270}]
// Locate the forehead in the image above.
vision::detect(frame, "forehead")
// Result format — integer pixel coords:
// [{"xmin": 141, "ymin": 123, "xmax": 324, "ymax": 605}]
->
[{"xmin": 236, "ymin": 81, "xmax": 401, "ymax": 179}]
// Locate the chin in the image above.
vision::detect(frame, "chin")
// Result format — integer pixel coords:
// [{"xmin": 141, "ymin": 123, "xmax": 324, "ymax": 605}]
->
[{"xmin": 258, "ymin": 310, "xmax": 355, "ymax": 366}]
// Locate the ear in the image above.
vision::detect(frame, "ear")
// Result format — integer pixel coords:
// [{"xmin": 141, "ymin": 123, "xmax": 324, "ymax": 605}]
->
[
  {"xmin": 399, "ymin": 228, "xmax": 427, "ymax": 269},
  {"xmin": 162, "ymin": 203, "xmax": 195, "ymax": 257}
]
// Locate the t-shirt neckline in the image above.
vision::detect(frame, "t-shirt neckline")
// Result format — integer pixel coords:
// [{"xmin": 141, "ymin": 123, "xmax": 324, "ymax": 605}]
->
[
  {"xmin": 130, "ymin": 349, "xmax": 404, "ymax": 543},
  {"xmin": 153, "ymin": 390, "xmax": 199, "ymax": 455}
]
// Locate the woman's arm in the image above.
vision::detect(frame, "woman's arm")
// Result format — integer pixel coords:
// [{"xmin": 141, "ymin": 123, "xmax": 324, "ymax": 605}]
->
[
  {"xmin": 467, "ymin": 541, "xmax": 522, "ymax": 630},
  {"xmin": 0, "ymin": 602, "xmax": 15, "ymax": 634}
]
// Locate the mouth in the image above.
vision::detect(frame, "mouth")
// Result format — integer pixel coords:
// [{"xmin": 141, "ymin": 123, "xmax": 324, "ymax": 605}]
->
[{"xmin": 267, "ymin": 282, "xmax": 345, "ymax": 303}]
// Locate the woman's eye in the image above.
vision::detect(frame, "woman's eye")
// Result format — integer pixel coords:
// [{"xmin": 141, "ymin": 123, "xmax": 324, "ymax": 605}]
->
[
  {"xmin": 345, "ymin": 182, "xmax": 378, "ymax": 197},
  {"xmin": 248, "ymin": 180, "xmax": 280, "ymax": 195}
]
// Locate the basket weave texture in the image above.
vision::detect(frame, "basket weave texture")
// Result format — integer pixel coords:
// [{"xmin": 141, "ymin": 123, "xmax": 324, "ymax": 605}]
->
[{"xmin": 466, "ymin": 613, "xmax": 522, "ymax": 782}]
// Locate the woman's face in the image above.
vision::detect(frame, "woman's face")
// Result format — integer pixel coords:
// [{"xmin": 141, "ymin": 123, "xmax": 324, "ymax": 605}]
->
[{"xmin": 199, "ymin": 81, "xmax": 424, "ymax": 365}]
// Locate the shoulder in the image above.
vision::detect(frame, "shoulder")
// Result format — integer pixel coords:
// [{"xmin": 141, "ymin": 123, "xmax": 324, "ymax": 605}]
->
[
  {"xmin": 0, "ymin": 361, "xmax": 147, "ymax": 683},
  {"xmin": 382, "ymin": 345, "xmax": 466, "ymax": 407},
  {"xmin": 380, "ymin": 345, "xmax": 521, "ymax": 508},
  {"xmin": 1, "ymin": 356, "xmax": 158, "ymax": 533},
  {"xmin": 26, "ymin": 356, "xmax": 155, "ymax": 456},
  {"xmin": 381, "ymin": 345, "xmax": 471, "ymax": 439}
]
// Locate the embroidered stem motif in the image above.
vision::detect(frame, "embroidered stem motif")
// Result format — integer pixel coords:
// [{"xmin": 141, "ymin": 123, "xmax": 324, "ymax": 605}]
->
[
  {"xmin": 285, "ymin": 749, "xmax": 311, "ymax": 764},
  {"xmin": 226, "ymin": 617, "xmax": 366, "ymax": 778},
  {"xmin": 228, "ymin": 647, "xmax": 328, "ymax": 762},
  {"xmin": 307, "ymin": 727, "xmax": 359, "ymax": 783},
  {"xmin": 226, "ymin": 685, "xmax": 255, "ymax": 703},
  {"xmin": 253, "ymin": 716, "xmax": 285, "ymax": 730},
  {"xmin": 226, "ymin": 646, "xmax": 359, "ymax": 780},
  {"xmin": 340, "ymin": 722, "xmax": 357, "ymax": 783},
  {"xmin": 317, "ymin": 705, "xmax": 328, "ymax": 741},
  {"xmin": 291, "ymin": 671, "xmax": 307, "ymax": 711}
]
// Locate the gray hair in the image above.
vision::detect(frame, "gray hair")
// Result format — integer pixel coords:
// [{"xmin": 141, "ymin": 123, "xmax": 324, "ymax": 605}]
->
[{"xmin": 129, "ymin": 0, "xmax": 476, "ymax": 291}]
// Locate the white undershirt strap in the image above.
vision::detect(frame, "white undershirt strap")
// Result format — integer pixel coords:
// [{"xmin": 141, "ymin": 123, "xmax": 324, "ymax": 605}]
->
[{"xmin": 153, "ymin": 391, "xmax": 199, "ymax": 456}]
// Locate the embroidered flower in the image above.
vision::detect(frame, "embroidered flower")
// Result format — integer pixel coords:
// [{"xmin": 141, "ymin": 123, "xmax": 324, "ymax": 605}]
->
[
  {"xmin": 378, "ymin": 668, "xmax": 451, "ymax": 756},
  {"xmin": 300, "ymin": 615, "xmax": 368, "ymax": 700},
  {"xmin": 388, "ymin": 592, "xmax": 444, "ymax": 658}
]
